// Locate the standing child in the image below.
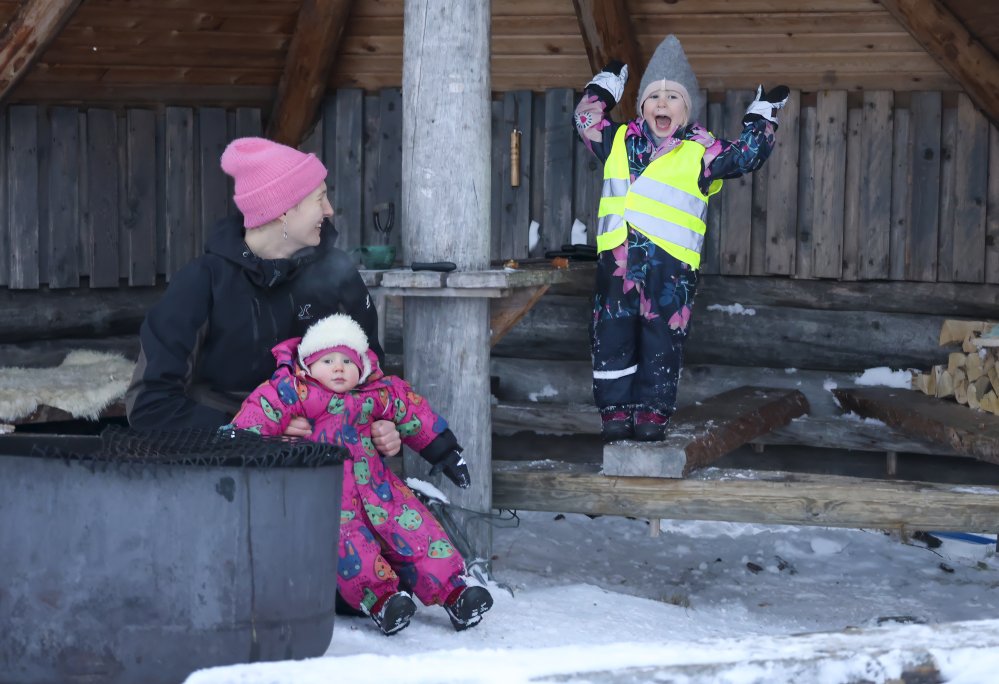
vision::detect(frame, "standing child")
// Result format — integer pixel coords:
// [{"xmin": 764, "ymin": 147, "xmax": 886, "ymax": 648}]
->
[
  {"xmin": 226, "ymin": 314, "xmax": 493, "ymax": 636},
  {"xmin": 574, "ymin": 35, "xmax": 789, "ymax": 442}
]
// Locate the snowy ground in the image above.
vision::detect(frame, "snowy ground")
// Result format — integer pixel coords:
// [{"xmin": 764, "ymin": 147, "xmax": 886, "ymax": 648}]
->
[{"xmin": 186, "ymin": 509, "xmax": 999, "ymax": 683}]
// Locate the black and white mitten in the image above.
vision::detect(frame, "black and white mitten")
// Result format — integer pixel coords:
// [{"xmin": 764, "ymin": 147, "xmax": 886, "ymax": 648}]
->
[
  {"xmin": 743, "ymin": 85, "xmax": 790, "ymax": 125},
  {"xmin": 585, "ymin": 60, "xmax": 629, "ymax": 109}
]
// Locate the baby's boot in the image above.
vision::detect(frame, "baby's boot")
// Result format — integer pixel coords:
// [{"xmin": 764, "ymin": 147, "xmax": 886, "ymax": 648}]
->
[
  {"xmin": 443, "ymin": 585, "xmax": 493, "ymax": 632},
  {"xmin": 367, "ymin": 590, "xmax": 417, "ymax": 636}
]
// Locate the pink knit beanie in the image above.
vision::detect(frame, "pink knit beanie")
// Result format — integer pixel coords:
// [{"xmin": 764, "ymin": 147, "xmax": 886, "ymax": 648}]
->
[{"xmin": 220, "ymin": 137, "xmax": 328, "ymax": 229}]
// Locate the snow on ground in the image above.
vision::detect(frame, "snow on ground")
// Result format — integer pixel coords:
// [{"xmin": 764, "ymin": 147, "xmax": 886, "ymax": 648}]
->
[{"xmin": 186, "ymin": 511, "xmax": 999, "ymax": 683}]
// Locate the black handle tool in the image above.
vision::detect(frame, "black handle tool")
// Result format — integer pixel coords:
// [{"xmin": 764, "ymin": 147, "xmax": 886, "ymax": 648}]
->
[{"xmin": 411, "ymin": 261, "xmax": 457, "ymax": 272}]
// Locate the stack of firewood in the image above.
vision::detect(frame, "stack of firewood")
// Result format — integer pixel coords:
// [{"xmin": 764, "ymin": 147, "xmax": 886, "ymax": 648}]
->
[{"xmin": 911, "ymin": 320, "xmax": 999, "ymax": 414}]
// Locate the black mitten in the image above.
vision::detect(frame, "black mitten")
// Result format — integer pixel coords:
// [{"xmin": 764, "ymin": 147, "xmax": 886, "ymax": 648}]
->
[
  {"xmin": 429, "ymin": 449, "xmax": 471, "ymax": 489},
  {"xmin": 743, "ymin": 85, "xmax": 790, "ymax": 125}
]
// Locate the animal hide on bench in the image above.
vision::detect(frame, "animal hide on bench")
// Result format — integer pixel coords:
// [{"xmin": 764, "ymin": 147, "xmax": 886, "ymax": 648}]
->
[{"xmin": 0, "ymin": 350, "xmax": 135, "ymax": 422}]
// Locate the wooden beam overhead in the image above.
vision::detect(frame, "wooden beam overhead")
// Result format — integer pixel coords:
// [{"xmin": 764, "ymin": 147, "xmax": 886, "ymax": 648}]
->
[
  {"xmin": 879, "ymin": 0, "xmax": 999, "ymax": 128},
  {"xmin": 571, "ymin": 0, "xmax": 644, "ymax": 121},
  {"xmin": 267, "ymin": 0, "xmax": 354, "ymax": 147},
  {"xmin": 0, "ymin": 0, "xmax": 84, "ymax": 106}
]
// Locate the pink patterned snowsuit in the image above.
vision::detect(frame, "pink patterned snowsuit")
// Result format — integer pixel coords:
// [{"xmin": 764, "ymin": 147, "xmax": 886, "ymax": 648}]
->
[{"xmin": 230, "ymin": 338, "xmax": 467, "ymax": 613}]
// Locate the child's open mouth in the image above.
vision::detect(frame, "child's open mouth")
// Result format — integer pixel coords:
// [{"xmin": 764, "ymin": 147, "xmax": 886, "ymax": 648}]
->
[{"xmin": 655, "ymin": 115, "xmax": 672, "ymax": 130}]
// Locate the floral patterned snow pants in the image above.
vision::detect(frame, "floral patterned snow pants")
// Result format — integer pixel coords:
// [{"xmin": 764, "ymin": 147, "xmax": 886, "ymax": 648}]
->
[{"xmin": 590, "ymin": 228, "xmax": 698, "ymax": 416}]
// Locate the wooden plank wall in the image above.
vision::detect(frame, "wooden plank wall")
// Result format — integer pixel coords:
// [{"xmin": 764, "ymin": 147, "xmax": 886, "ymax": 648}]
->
[{"xmin": 2, "ymin": 87, "xmax": 998, "ymax": 289}]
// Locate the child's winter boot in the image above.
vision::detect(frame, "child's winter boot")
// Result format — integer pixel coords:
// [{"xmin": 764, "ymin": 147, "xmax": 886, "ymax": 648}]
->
[
  {"xmin": 367, "ymin": 590, "xmax": 417, "ymax": 636},
  {"xmin": 443, "ymin": 585, "xmax": 493, "ymax": 632},
  {"xmin": 600, "ymin": 407, "xmax": 632, "ymax": 442},
  {"xmin": 633, "ymin": 409, "xmax": 669, "ymax": 442}
]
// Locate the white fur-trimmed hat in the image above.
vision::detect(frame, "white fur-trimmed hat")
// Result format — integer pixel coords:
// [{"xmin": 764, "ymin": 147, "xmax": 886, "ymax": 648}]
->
[{"xmin": 298, "ymin": 314, "xmax": 373, "ymax": 383}]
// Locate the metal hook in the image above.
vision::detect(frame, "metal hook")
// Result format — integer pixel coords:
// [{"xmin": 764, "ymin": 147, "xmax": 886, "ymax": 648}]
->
[{"xmin": 373, "ymin": 202, "xmax": 395, "ymax": 237}]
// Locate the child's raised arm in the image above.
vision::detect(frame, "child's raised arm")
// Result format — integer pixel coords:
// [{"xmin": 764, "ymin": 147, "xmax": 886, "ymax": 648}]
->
[
  {"xmin": 698, "ymin": 85, "xmax": 790, "ymax": 194},
  {"xmin": 573, "ymin": 60, "xmax": 629, "ymax": 161}
]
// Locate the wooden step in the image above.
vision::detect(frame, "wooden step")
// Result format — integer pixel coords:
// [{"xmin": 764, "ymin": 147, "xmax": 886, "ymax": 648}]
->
[
  {"xmin": 492, "ymin": 460, "xmax": 999, "ymax": 532},
  {"xmin": 602, "ymin": 387, "xmax": 809, "ymax": 478}
]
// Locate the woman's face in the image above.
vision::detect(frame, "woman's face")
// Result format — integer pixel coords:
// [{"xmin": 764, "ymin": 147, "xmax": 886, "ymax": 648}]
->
[{"xmin": 284, "ymin": 183, "xmax": 333, "ymax": 249}]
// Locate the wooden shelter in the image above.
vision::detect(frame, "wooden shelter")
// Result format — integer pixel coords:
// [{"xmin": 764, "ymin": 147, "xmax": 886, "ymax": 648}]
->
[{"xmin": 3, "ymin": 0, "xmax": 999, "ymax": 550}]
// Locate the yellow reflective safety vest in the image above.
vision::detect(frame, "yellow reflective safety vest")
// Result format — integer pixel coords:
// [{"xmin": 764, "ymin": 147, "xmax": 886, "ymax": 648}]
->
[{"xmin": 596, "ymin": 125, "xmax": 722, "ymax": 269}]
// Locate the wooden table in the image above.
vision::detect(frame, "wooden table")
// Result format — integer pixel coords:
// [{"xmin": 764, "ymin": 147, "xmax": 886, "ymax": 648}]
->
[{"xmin": 360, "ymin": 264, "xmax": 581, "ymax": 347}]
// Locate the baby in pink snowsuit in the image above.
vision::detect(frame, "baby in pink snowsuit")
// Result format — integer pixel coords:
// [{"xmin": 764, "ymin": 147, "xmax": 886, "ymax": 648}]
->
[{"xmin": 228, "ymin": 313, "xmax": 493, "ymax": 635}]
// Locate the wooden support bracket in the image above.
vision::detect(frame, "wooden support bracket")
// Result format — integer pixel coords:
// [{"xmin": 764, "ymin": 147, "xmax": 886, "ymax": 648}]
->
[
  {"xmin": 603, "ymin": 386, "xmax": 810, "ymax": 478},
  {"xmin": 490, "ymin": 285, "xmax": 549, "ymax": 347},
  {"xmin": 833, "ymin": 387, "xmax": 999, "ymax": 466}
]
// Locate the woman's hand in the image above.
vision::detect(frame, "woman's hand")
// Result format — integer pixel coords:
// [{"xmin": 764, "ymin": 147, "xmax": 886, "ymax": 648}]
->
[
  {"xmin": 283, "ymin": 416, "xmax": 313, "ymax": 438},
  {"xmin": 371, "ymin": 420, "xmax": 402, "ymax": 456}
]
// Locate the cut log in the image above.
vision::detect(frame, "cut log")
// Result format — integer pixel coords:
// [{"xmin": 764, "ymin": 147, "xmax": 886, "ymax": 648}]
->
[
  {"xmin": 967, "ymin": 387, "xmax": 980, "ymax": 411},
  {"xmin": 938, "ymin": 319, "xmax": 988, "ymax": 346},
  {"xmin": 965, "ymin": 351, "xmax": 984, "ymax": 382},
  {"xmin": 981, "ymin": 391, "xmax": 999, "ymax": 416},
  {"xmin": 953, "ymin": 368, "xmax": 968, "ymax": 405},
  {"xmin": 602, "ymin": 387, "xmax": 809, "ymax": 478},
  {"xmin": 934, "ymin": 366, "xmax": 954, "ymax": 399},
  {"xmin": 947, "ymin": 352, "xmax": 967, "ymax": 373},
  {"xmin": 962, "ymin": 333, "xmax": 979, "ymax": 353},
  {"xmin": 916, "ymin": 368, "xmax": 937, "ymax": 396},
  {"xmin": 970, "ymin": 376, "xmax": 993, "ymax": 410},
  {"xmin": 989, "ymin": 366, "xmax": 999, "ymax": 395},
  {"xmin": 832, "ymin": 387, "xmax": 999, "ymax": 465}
]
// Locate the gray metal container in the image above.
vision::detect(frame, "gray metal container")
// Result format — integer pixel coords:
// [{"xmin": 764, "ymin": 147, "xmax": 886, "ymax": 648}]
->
[{"xmin": 0, "ymin": 433, "xmax": 343, "ymax": 684}]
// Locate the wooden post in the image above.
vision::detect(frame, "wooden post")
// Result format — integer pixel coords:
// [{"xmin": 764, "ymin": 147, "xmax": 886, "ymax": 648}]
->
[{"xmin": 401, "ymin": 1, "xmax": 493, "ymax": 565}]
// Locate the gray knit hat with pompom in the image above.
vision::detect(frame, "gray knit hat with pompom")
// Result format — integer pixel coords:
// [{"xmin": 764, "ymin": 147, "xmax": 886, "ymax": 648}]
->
[{"xmin": 636, "ymin": 35, "xmax": 702, "ymax": 124}]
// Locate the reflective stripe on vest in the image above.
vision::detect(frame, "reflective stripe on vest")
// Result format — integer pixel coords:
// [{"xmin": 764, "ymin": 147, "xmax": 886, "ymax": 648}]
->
[
  {"xmin": 595, "ymin": 125, "xmax": 722, "ymax": 269},
  {"xmin": 596, "ymin": 127, "xmax": 631, "ymax": 250}
]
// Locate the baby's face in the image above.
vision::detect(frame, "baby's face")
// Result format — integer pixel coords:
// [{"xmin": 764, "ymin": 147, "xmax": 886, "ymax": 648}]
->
[{"xmin": 309, "ymin": 351, "xmax": 360, "ymax": 392}]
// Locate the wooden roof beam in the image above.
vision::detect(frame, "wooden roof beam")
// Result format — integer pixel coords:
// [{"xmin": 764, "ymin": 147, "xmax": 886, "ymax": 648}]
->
[
  {"xmin": 0, "ymin": 0, "xmax": 83, "ymax": 106},
  {"xmin": 267, "ymin": 0, "xmax": 355, "ymax": 147},
  {"xmin": 571, "ymin": 0, "xmax": 644, "ymax": 121},
  {"xmin": 879, "ymin": 0, "xmax": 999, "ymax": 128}
]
